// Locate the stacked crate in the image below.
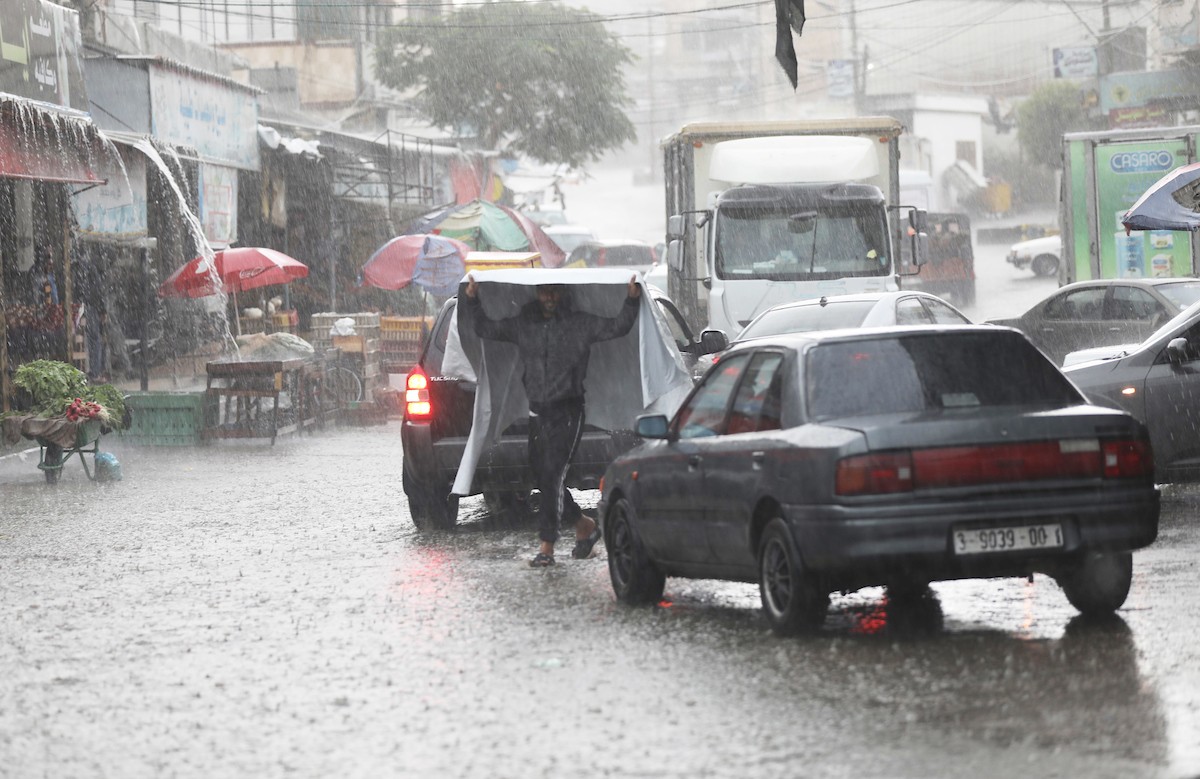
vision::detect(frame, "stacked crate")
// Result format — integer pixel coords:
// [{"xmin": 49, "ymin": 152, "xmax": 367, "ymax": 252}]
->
[
  {"xmin": 379, "ymin": 316, "xmax": 431, "ymax": 375},
  {"xmin": 270, "ymin": 310, "xmax": 299, "ymax": 334},
  {"xmin": 309, "ymin": 312, "xmax": 383, "ymax": 394}
]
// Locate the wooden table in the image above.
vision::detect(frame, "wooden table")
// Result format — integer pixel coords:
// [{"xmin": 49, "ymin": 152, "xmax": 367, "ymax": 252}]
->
[{"xmin": 205, "ymin": 358, "xmax": 323, "ymax": 445}]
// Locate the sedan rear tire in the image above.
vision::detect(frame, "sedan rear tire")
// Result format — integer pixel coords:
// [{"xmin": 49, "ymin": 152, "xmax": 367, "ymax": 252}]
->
[
  {"xmin": 606, "ymin": 498, "xmax": 665, "ymax": 605},
  {"xmin": 1057, "ymin": 551, "xmax": 1133, "ymax": 617},
  {"xmin": 758, "ymin": 518, "xmax": 828, "ymax": 636}
]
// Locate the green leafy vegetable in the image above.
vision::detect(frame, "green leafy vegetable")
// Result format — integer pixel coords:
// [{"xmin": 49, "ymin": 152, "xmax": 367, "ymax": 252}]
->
[{"xmin": 11, "ymin": 360, "xmax": 127, "ymax": 429}]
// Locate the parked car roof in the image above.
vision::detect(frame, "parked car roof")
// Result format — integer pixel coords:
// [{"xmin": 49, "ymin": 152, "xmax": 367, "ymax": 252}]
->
[{"xmin": 567, "ymin": 239, "xmax": 658, "ymax": 269}]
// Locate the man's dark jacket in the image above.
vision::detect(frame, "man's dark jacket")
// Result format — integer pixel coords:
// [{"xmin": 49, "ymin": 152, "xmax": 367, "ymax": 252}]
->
[{"xmin": 463, "ymin": 291, "xmax": 639, "ymax": 411}]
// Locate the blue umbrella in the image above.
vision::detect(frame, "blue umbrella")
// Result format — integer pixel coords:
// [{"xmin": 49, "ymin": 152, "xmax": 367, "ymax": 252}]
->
[
  {"xmin": 412, "ymin": 235, "xmax": 468, "ymax": 297},
  {"xmin": 1122, "ymin": 161, "xmax": 1200, "ymax": 233}
]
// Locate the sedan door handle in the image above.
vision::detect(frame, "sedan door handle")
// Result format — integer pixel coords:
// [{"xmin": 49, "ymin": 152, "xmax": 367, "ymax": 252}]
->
[
  {"xmin": 687, "ymin": 455, "xmax": 702, "ymax": 469},
  {"xmin": 752, "ymin": 451, "xmax": 765, "ymax": 470},
  {"xmin": 1107, "ymin": 327, "xmax": 1122, "ymax": 332}
]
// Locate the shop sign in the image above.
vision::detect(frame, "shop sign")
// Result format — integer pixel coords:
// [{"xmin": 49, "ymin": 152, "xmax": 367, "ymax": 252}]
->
[
  {"xmin": 826, "ymin": 60, "xmax": 854, "ymax": 99},
  {"xmin": 1091, "ymin": 140, "xmax": 1193, "ymax": 278},
  {"xmin": 148, "ymin": 65, "xmax": 259, "ymax": 170},
  {"xmin": 199, "ymin": 162, "xmax": 238, "ymax": 247},
  {"xmin": 1053, "ymin": 47, "xmax": 1097, "ymax": 79},
  {"xmin": 1109, "ymin": 106, "xmax": 1170, "ymax": 129},
  {"xmin": 1099, "ymin": 69, "xmax": 1200, "ymax": 114},
  {"xmin": 0, "ymin": 0, "xmax": 88, "ymax": 112},
  {"xmin": 73, "ymin": 149, "xmax": 148, "ymax": 240}
]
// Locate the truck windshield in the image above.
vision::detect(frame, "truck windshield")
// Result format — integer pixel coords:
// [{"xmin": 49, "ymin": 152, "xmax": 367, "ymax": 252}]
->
[{"xmin": 715, "ymin": 206, "xmax": 890, "ymax": 281}]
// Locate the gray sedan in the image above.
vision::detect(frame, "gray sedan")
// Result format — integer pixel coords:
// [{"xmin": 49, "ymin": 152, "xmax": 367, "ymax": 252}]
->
[
  {"xmin": 987, "ymin": 278, "xmax": 1200, "ymax": 365},
  {"xmin": 599, "ymin": 326, "xmax": 1159, "ymax": 635},
  {"xmin": 1065, "ymin": 299, "xmax": 1200, "ymax": 483}
]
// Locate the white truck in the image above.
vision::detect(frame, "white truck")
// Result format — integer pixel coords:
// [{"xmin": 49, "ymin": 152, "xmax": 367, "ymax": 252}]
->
[{"xmin": 662, "ymin": 117, "xmax": 927, "ymax": 334}]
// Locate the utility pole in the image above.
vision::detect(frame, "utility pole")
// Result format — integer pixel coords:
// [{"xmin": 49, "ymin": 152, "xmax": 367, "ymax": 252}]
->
[{"xmin": 848, "ymin": 0, "xmax": 861, "ymax": 112}]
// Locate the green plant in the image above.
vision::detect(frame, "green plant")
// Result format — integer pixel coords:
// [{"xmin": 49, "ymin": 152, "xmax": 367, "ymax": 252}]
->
[
  {"xmin": 11, "ymin": 360, "xmax": 127, "ymax": 429},
  {"xmin": 13, "ymin": 360, "xmax": 88, "ymax": 408}
]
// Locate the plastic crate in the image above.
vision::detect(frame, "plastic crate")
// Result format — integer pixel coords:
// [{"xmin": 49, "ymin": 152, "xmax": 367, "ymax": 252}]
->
[
  {"xmin": 380, "ymin": 316, "xmax": 430, "ymax": 342},
  {"xmin": 119, "ymin": 392, "xmax": 215, "ymax": 446},
  {"xmin": 311, "ymin": 312, "xmax": 381, "ymax": 331}
]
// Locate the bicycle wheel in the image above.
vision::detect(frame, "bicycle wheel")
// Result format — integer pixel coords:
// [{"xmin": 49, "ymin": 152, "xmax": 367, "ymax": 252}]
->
[{"xmin": 323, "ymin": 365, "xmax": 363, "ymax": 408}]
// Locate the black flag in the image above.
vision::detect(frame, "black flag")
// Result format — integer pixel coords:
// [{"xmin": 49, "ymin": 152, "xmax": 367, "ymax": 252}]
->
[{"xmin": 774, "ymin": 0, "xmax": 807, "ymax": 90}]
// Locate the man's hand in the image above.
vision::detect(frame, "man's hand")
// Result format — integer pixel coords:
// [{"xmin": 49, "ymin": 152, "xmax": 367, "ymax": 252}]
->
[
  {"xmin": 628, "ymin": 275, "xmax": 641, "ymax": 299},
  {"xmin": 465, "ymin": 274, "xmax": 478, "ymax": 298}
]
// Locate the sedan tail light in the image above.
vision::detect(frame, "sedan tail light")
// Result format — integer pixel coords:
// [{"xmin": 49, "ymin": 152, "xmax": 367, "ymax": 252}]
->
[
  {"xmin": 836, "ymin": 452, "xmax": 914, "ymax": 496},
  {"xmin": 405, "ymin": 366, "xmax": 432, "ymax": 420},
  {"xmin": 1102, "ymin": 440, "xmax": 1153, "ymax": 479},
  {"xmin": 836, "ymin": 438, "xmax": 1153, "ymax": 496}
]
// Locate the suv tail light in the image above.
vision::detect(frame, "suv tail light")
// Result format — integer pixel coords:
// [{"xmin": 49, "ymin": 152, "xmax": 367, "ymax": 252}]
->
[
  {"xmin": 405, "ymin": 365, "xmax": 432, "ymax": 420},
  {"xmin": 836, "ymin": 438, "xmax": 1153, "ymax": 496}
]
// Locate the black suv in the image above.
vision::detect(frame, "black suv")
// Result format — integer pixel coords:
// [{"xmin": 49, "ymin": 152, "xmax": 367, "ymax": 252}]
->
[{"xmin": 400, "ymin": 289, "xmax": 725, "ymax": 529}]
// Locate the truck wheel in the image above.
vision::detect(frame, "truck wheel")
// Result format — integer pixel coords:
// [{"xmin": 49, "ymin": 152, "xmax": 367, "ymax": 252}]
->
[
  {"xmin": 1031, "ymin": 254, "xmax": 1059, "ymax": 277},
  {"xmin": 1057, "ymin": 551, "xmax": 1133, "ymax": 617},
  {"xmin": 758, "ymin": 518, "xmax": 828, "ymax": 636},
  {"xmin": 606, "ymin": 498, "xmax": 665, "ymax": 605}
]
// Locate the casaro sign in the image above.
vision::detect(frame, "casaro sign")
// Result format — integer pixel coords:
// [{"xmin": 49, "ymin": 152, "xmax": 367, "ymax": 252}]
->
[{"xmin": 1110, "ymin": 150, "xmax": 1175, "ymax": 174}]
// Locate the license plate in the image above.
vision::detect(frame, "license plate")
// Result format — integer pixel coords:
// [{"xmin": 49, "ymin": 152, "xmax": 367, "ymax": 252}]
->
[{"xmin": 953, "ymin": 523, "xmax": 1063, "ymax": 555}]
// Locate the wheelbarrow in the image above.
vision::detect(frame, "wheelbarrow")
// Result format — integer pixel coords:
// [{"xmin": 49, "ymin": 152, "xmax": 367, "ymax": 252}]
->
[{"xmin": 37, "ymin": 419, "xmax": 104, "ymax": 485}]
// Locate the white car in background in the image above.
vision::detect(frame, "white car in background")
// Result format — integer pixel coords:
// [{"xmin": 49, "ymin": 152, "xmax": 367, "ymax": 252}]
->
[
  {"xmin": 1007, "ymin": 235, "xmax": 1062, "ymax": 277},
  {"xmin": 543, "ymin": 224, "xmax": 596, "ymax": 255}
]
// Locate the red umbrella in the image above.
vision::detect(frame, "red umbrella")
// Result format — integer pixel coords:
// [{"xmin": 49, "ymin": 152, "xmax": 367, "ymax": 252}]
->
[
  {"xmin": 158, "ymin": 247, "xmax": 309, "ymax": 298},
  {"xmin": 158, "ymin": 247, "xmax": 309, "ymax": 336},
  {"xmin": 361, "ymin": 234, "xmax": 471, "ymax": 292}
]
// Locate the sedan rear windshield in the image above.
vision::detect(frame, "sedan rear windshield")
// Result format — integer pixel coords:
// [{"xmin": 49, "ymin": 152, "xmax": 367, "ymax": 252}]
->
[
  {"xmin": 806, "ymin": 332, "xmax": 1083, "ymax": 421},
  {"xmin": 738, "ymin": 301, "xmax": 876, "ymax": 340}
]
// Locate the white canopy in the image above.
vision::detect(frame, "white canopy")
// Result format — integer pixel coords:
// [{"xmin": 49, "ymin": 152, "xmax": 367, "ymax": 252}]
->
[{"xmin": 442, "ymin": 267, "xmax": 694, "ymax": 496}]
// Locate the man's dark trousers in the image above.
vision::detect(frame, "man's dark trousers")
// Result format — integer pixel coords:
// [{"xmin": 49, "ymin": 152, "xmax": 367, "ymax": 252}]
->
[{"xmin": 529, "ymin": 397, "xmax": 585, "ymax": 543}]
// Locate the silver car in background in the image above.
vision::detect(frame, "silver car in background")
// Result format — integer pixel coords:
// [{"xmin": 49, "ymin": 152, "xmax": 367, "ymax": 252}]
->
[{"xmin": 1065, "ymin": 299, "xmax": 1200, "ymax": 483}]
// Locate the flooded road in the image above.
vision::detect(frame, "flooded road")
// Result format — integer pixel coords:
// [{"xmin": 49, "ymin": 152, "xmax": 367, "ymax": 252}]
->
[{"xmin": 2, "ymin": 424, "xmax": 1198, "ymax": 778}]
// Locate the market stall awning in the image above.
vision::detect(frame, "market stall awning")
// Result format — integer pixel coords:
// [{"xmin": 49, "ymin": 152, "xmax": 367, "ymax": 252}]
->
[{"xmin": 0, "ymin": 97, "xmax": 110, "ymax": 185}]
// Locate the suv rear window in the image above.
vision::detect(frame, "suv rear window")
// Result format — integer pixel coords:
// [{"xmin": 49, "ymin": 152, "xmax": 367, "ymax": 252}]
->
[
  {"xmin": 806, "ymin": 332, "xmax": 1082, "ymax": 421},
  {"xmin": 423, "ymin": 300, "xmax": 454, "ymax": 374}
]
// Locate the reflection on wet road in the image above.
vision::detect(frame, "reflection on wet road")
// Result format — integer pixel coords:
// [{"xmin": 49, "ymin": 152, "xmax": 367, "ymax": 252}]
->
[{"xmin": 1, "ymin": 425, "xmax": 1197, "ymax": 777}]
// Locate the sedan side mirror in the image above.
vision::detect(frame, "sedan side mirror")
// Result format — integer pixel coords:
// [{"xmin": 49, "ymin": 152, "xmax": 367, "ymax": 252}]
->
[
  {"xmin": 698, "ymin": 329, "xmax": 729, "ymax": 355},
  {"xmin": 635, "ymin": 414, "xmax": 671, "ymax": 439},
  {"xmin": 1166, "ymin": 337, "xmax": 1190, "ymax": 364}
]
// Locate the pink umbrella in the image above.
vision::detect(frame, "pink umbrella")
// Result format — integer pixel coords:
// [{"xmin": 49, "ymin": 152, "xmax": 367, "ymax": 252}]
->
[
  {"xmin": 158, "ymin": 247, "xmax": 309, "ymax": 335},
  {"xmin": 361, "ymin": 234, "xmax": 471, "ymax": 292}
]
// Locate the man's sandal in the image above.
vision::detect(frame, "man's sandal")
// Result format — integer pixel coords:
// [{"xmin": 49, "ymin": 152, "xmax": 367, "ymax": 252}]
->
[
  {"xmin": 571, "ymin": 526, "xmax": 602, "ymax": 560},
  {"xmin": 529, "ymin": 552, "xmax": 555, "ymax": 567}
]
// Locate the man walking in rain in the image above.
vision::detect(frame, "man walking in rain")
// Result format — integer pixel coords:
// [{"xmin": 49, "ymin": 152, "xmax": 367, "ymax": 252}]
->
[{"xmin": 463, "ymin": 274, "xmax": 640, "ymax": 567}]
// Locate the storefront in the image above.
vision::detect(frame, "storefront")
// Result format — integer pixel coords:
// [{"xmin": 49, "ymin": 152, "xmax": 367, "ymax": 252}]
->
[
  {"xmin": 82, "ymin": 55, "xmax": 261, "ymax": 386},
  {"xmin": 0, "ymin": 0, "xmax": 116, "ymax": 411}
]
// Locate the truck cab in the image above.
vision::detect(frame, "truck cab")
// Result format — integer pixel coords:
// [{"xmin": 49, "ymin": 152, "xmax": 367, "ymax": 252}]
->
[
  {"xmin": 705, "ymin": 182, "xmax": 896, "ymax": 332},
  {"xmin": 662, "ymin": 119, "xmax": 927, "ymax": 336}
]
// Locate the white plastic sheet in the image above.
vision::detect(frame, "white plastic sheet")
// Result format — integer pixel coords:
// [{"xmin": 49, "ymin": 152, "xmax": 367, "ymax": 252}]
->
[{"xmin": 443, "ymin": 267, "xmax": 693, "ymax": 496}]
